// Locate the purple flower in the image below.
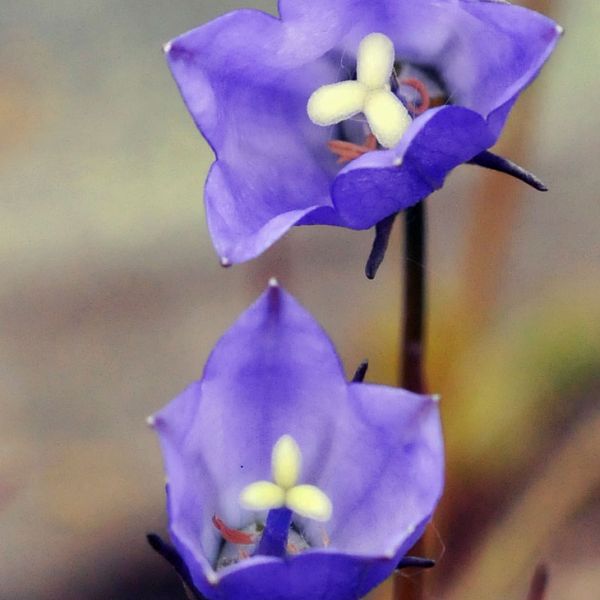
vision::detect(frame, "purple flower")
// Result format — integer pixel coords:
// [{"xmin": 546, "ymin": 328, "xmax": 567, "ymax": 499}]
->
[
  {"xmin": 166, "ymin": 0, "xmax": 561, "ymax": 264},
  {"xmin": 150, "ymin": 282, "xmax": 443, "ymax": 600}
]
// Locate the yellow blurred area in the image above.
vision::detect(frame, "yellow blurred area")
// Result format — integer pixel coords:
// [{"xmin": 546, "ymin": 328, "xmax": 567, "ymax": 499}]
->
[{"xmin": 1, "ymin": 1, "xmax": 599, "ymax": 599}]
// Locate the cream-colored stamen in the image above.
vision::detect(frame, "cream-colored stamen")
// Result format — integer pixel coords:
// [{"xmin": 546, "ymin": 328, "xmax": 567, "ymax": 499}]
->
[
  {"xmin": 239, "ymin": 434, "xmax": 332, "ymax": 522},
  {"xmin": 307, "ymin": 33, "xmax": 411, "ymax": 149}
]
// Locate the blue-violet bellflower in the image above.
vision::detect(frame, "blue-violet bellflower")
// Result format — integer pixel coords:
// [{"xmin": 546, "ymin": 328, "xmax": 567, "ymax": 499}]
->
[
  {"xmin": 150, "ymin": 281, "xmax": 444, "ymax": 599},
  {"xmin": 165, "ymin": 0, "xmax": 562, "ymax": 264}
]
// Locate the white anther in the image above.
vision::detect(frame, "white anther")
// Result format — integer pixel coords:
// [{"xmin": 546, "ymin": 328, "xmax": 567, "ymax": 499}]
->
[
  {"xmin": 307, "ymin": 33, "xmax": 411, "ymax": 149},
  {"xmin": 239, "ymin": 434, "xmax": 332, "ymax": 522}
]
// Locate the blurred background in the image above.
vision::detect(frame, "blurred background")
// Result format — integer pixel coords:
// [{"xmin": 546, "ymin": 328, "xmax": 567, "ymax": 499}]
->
[{"xmin": 1, "ymin": 1, "xmax": 598, "ymax": 599}]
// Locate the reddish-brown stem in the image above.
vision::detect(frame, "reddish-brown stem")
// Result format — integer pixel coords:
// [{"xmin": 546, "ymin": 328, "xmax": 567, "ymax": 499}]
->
[{"xmin": 394, "ymin": 201, "xmax": 428, "ymax": 600}]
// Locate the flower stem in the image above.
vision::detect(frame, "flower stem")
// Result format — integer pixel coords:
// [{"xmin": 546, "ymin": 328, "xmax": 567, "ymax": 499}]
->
[
  {"xmin": 400, "ymin": 201, "xmax": 426, "ymax": 393},
  {"xmin": 395, "ymin": 201, "xmax": 428, "ymax": 600},
  {"xmin": 255, "ymin": 507, "xmax": 293, "ymax": 558}
]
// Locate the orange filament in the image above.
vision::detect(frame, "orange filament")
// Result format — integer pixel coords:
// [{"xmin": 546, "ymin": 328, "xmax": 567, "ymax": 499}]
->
[
  {"xmin": 327, "ymin": 133, "xmax": 377, "ymax": 164},
  {"xmin": 399, "ymin": 78, "xmax": 431, "ymax": 115},
  {"xmin": 321, "ymin": 527, "xmax": 330, "ymax": 548},
  {"xmin": 212, "ymin": 515, "xmax": 255, "ymax": 545}
]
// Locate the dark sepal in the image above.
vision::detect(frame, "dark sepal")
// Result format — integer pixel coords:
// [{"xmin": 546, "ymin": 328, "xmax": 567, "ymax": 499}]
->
[
  {"xmin": 146, "ymin": 533, "xmax": 207, "ymax": 600},
  {"xmin": 396, "ymin": 556, "xmax": 436, "ymax": 570},
  {"xmin": 351, "ymin": 359, "xmax": 369, "ymax": 383},
  {"xmin": 468, "ymin": 150, "xmax": 548, "ymax": 191},
  {"xmin": 365, "ymin": 212, "xmax": 398, "ymax": 280}
]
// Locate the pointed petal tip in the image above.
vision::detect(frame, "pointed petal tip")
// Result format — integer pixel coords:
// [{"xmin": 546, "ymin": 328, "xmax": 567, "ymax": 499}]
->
[
  {"xmin": 206, "ymin": 570, "xmax": 219, "ymax": 585},
  {"xmin": 146, "ymin": 415, "xmax": 156, "ymax": 428},
  {"xmin": 264, "ymin": 278, "xmax": 287, "ymax": 307},
  {"xmin": 220, "ymin": 256, "xmax": 232, "ymax": 268},
  {"xmin": 162, "ymin": 40, "xmax": 172, "ymax": 54},
  {"xmin": 264, "ymin": 278, "xmax": 284, "ymax": 306}
]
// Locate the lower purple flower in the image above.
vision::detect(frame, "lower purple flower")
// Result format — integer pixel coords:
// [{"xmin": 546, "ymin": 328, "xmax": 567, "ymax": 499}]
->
[{"xmin": 150, "ymin": 282, "xmax": 444, "ymax": 599}]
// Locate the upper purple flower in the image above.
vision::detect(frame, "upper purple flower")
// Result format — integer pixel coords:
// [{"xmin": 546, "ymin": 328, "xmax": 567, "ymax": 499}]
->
[
  {"xmin": 166, "ymin": 0, "xmax": 561, "ymax": 264},
  {"xmin": 150, "ymin": 282, "xmax": 443, "ymax": 600}
]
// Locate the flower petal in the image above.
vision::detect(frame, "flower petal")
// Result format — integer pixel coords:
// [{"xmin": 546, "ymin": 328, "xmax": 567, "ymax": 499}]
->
[
  {"xmin": 286, "ymin": 485, "xmax": 332, "ymax": 522},
  {"xmin": 152, "ymin": 285, "xmax": 348, "ymax": 587},
  {"xmin": 165, "ymin": 8, "xmax": 346, "ymax": 263},
  {"xmin": 327, "ymin": 105, "xmax": 496, "ymax": 228},
  {"xmin": 216, "ymin": 549, "xmax": 404, "ymax": 600},
  {"xmin": 202, "ymin": 532, "xmax": 434, "ymax": 600},
  {"xmin": 307, "ymin": 384, "xmax": 443, "ymax": 556},
  {"xmin": 440, "ymin": 0, "xmax": 562, "ymax": 127}
]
